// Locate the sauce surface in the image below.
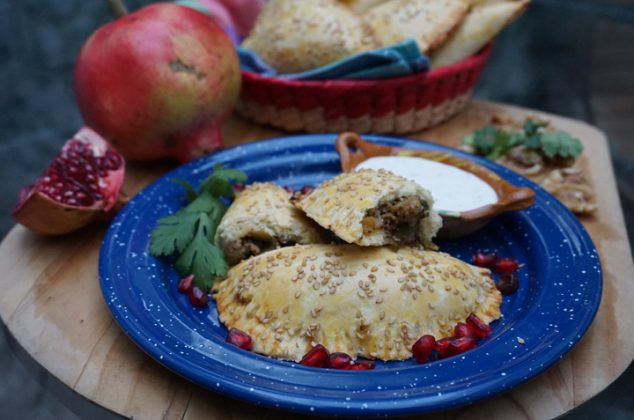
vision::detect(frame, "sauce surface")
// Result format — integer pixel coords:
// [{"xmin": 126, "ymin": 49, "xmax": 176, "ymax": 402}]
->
[{"xmin": 356, "ymin": 156, "xmax": 498, "ymax": 212}]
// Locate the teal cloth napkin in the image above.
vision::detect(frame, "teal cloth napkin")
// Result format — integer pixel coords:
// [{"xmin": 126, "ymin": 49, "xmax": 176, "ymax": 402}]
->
[{"xmin": 238, "ymin": 39, "xmax": 429, "ymax": 80}]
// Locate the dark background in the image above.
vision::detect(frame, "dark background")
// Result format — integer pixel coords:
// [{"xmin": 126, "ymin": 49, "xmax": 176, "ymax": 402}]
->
[{"xmin": 1, "ymin": 0, "xmax": 633, "ymax": 418}]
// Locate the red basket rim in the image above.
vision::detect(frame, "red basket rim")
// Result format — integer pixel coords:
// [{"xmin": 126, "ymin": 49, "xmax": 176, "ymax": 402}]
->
[{"xmin": 240, "ymin": 42, "xmax": 493, "ymax": 88}]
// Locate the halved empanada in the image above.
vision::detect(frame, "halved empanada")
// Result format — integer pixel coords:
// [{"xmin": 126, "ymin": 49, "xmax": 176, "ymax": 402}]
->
[
  {"xmin": 213, "ymin": 244, "xmax": 502, "ymax": 361},
  {"xmin": 215, "ymin": 183, "xmax": 325, "ymax": 265},
  {"xmin": 296, "ymin": 169, "xmax": 442, "ymax": 247}
]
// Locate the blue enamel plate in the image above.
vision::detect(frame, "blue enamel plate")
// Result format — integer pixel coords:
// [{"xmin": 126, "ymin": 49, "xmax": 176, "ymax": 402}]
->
[{"xmin": 99, "ymin": 135, "xmax": 602, "ymax": 416}]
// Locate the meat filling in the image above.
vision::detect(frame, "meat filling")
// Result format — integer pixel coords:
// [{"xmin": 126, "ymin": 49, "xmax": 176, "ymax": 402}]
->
[
  {"xmin": 363, "ymin": 196, "xmax": 429, "ymax": 242},
  {"xmin": 226, "ymin": 236, "xmax": 299, "ymax": 265},
  {"xmin": 227, "ymin": 236, "xmax": 276, "ymax": 264}
]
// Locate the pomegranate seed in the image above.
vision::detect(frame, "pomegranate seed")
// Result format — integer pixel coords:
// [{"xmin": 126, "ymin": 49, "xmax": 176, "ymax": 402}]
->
[
  {"xmin": 300, "ymin": 344, "xmax": 330, "ymax": 368},
  {"xmin": 300, "ymin": 185, "xmax": 314, "ymax": 195},
  {"xmin": 329, "ymin": 352, "xmax": 353, "ymax": 369},
  {"xmin": 493, "ymin": 257, "xmax": 520, "ymax": 274},
  {"xmin": 466, "ymin": 314, "xmax": 492, "ymax": 338},
  {"xmin": 412, "ymin": 335, "xmax": 436, "ymax": 363},
  {"xmin": 497, "ymin": 272, "xmax": 520, "ymax": 295},
  {"xmin": 226, "ymin": 328, "xmax": 253, "ymax": 350},
  {"xmin": 434, "ymin": 337, "xmax": 454, "ymax": 359},
  {"xmin": 348, "ymin": 360, "xmax": 375, "ymax": 370},
  {"xmin": 282, "ymin": 185, "xmax": 295, "ymax": 193},
  {"xmin": 233, "ymin": 183, "xmax": 245, "ymax": 192},
  {"xmin": 454, "ymin": 322, "xmax": 477, "ymax": 339},
  {"xmin": 448, "ymin": 337, "xmax": 477, "ymax": 356},
  {"xmin": 177, "ymin": 274, "xmax": 194, "ymax": 294},
  {"xmin": 188, "ymin": 286, "xmax": 209, "ymax": 307},
  {"xmin": 472, "ymin": 252, "xmax": 496, "ymax": 268}
]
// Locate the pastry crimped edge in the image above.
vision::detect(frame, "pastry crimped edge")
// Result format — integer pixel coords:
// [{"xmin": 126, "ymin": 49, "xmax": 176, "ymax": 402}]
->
[
  {"xmin": 213, "ymin": 244, "xmax": 502, "ymax": 362},
  {"xmin": 215, "ymin": 182, "xmax": 325, "ymax": 265},
  {"xmin": 297, "ymin": 169, "xmax": 442, "ymax": 247}
]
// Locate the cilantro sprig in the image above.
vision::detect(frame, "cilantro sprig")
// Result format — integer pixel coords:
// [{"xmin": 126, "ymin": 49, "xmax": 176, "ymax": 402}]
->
[
  {"xmin": 149, "ymin": 164, "xmax": 247, "ymax": 290},
  {"xmin": 464, "ymin": 120, "xmax": 583, "ymax": 160}
]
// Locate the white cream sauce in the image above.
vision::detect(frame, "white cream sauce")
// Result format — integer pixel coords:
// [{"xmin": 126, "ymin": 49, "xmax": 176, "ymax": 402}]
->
[{"xmin": 356, "ymin": 156, "xmax": 498, "ymax": 212}]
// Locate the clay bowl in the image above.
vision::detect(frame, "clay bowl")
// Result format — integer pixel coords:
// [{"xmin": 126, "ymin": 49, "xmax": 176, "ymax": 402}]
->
[{"xmin": 336, "ymin": 132, "xmax": 535, "ymax": 238}]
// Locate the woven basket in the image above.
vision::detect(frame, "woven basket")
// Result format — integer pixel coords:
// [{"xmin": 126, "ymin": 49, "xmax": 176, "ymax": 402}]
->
[{"xmin": 237, "ymin": 43, "xmax": 492, "ymax": 134}]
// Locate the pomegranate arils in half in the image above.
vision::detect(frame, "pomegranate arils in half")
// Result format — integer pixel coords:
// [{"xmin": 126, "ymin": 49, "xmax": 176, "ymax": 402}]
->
[
  {"xmin": 412, "ymin": 335, "xmax": 436, "ymax": 363},
  {"xmin": 466, "ymin": 314, "xmax": 492, "ymax": 338},
  {"xmin": 329, "ymin": 352, "xmax": 353, "ymax": 369},
  {"xmin": 300, "ymin": 344, "xmax": 330, "ymax": 368},
  {"xmin": 226, "ymin": 328, "xmax": 253, "ymax": 351},
  {"xmin": 188, "ymin": 286, "xmax": 209, "ymax": 307},
  {"xmin": 349, "ymin": 360, "xmax": 375, "ymax": 370},
  {"xmin": 177, "ymin": 274, "xmax": 194, "ymax": 294},
  {"xmin": 12, "ymin": 127, "xmax": 127, "ymax": 235},
  {"xmin": 434, "ymin": 337, "xmax": 454, "ymax": 359},
  {"xmin": 472, "ymin": 252, "xmax": 496, "ymax": 268},
  {"xmin": 497, "ymin": 272, "xmax": 520, "ymax": 295},
  {"xmin": 454, "ymin": 322, "xmax": 477, "ymax": 339},
  {"xmin": 448, "ymin": 337, "xmax": 477, "ymax": 356},
  {"xmin": 493, "ymin": 257, "xmax": 520, "ymax": 274}
]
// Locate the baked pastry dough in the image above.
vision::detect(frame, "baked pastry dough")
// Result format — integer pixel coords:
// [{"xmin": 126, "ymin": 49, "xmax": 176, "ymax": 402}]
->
[
  {"xmin": 432, "ymin": 0, "xmax": 531, "ymax": 67},
  {"xmin": 242, "ymin": 0, "xmax": 378, "ymax": 73},
  {"xmin": 296, "ymin": 169, "xmax": 442, "ymax": 247},
  {"xmin": 213, "ymin": 244, "xmax": 502, "ymax": 361},
  {"xmin": 338, "ymin": 0, "xmax": 390, "ymax": 13},
  {"xmin": 215, "ymin": 183, "xmax": 325, "ymax": 265},
  {"xmin": 364, "ymin": 0, "xmax": 471, "ymax": 53}
]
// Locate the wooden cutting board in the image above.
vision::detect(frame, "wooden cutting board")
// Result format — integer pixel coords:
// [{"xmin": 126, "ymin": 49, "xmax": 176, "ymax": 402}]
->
[{"xmin": 1, "ymin": 101, "xmax": 632, "ymax": 420}]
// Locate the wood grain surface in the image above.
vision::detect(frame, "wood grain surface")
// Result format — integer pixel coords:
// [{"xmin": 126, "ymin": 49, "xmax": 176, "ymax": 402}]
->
[{"xmin": 0, "ymin": 101, "xmax": 632, "ymax": 420}]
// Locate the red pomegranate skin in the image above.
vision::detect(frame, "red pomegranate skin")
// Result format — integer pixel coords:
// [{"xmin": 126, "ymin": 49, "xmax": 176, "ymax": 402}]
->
[{"xmin": 74, "ymin": 4, "xmax": 241, "ymax": 162}]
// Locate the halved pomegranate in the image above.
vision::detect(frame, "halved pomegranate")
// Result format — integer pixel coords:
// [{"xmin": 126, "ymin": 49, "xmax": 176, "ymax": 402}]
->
[{"xmin": 12, "ymin": 127, "xmax": 127, "ymax": 235}]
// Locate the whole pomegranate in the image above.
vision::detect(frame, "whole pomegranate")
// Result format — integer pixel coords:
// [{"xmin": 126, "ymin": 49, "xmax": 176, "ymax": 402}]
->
[
  {"xmin": 74, "ymin": 2, "xmax": 240, "ymax": 162},
  {"xmin": 13, "ymin": 127, "xmax": 127, "ymax": 235}
]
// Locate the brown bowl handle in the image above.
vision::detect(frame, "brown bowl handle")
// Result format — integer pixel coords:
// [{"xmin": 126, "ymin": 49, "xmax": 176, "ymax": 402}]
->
[
  {"xmin": 336, "ymin": 132, "xmax": 393, "ymax": 172},
  {"xmin": 496, "ymin": 186, "xmax": 535, "ymax": 212}
]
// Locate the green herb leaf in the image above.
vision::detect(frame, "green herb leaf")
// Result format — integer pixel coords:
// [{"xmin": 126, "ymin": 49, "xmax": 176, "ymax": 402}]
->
[
  {"xmin": 540, "ymin": 131, "xmax": 583, "ymax": 159},
  {"xmin": 464, "ymin": 120, "xmax": 583, "ymax": 161},
  {"xmin": 464, "ymin": 126, "xmax": 521, "ymax": 160},
  {"xmin": 172, "ymin": 179, "xmax": 198, "ymax": 202},
  {"xmin": 199, "ymin": 164, "xmax": 248, "ymax": 198},
  {"xmin": 522, "ymin": 120, "xmax": 548, "ymax": 137},
  {"xmin": 174, "ymin": 213, "xmax": 228, "ymax": 288},
  {"xmin": 149, "ymin": 211, "xmax": 200, "ymax": 256},
  {"xmin": 149, "ymin": 164, "xmax": 246, "ymax": 290}
]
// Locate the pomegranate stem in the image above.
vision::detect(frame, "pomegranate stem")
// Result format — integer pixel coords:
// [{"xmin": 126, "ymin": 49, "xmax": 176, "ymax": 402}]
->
[{"xmin": 106, "ymin": 0, "xmax": 129, "ymax": 17}]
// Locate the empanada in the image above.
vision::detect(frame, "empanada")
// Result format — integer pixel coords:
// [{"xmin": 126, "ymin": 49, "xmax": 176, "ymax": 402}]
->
[
  {"xmin": 431, "ymin": 0, "xmax": 531, "ymax": 67},
  {"xmin": 242, "ymin": 0, "xmax": 378, "ymax": 73},
  {"xmin": 297, "ymin": 169, "xmax": 442, "ymax": 247},
  {"xmin": 364, "ymin": 0, "xmax": 471, "ymax": 53},
  {"xmin": 215, "ymin": 183, "xmax": 325, "ymax": 265},
  {"xmin": 213, "ymin": 244, "xmax": 502, "ymax": 361}
]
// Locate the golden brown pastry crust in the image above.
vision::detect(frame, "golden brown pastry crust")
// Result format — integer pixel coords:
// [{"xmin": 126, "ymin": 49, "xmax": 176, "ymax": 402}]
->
[
  {"xmin": 431, "ymin": 0, "xmax": 531, "ymax": 67},
  {"xmin": 242, "ymin": 0, "xmax": 378, "ymax": 73},
  {"xmin": 364, "ymin": 0, "xmax": 471, "ymax": 53},
  {"xmin": 215, "ymin": 183, "xmax": 325, "ymax": 265},
  {"xmin": 296, "ymin": 169, "xmax": 442, "ymax": 247},
  {"xmin": 213, "ymin": 244, "xmax": 501, "ymax": 361},
  {"xmin": 338, "ymin": 0, "xmax": 390, "ymax": 13}
]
